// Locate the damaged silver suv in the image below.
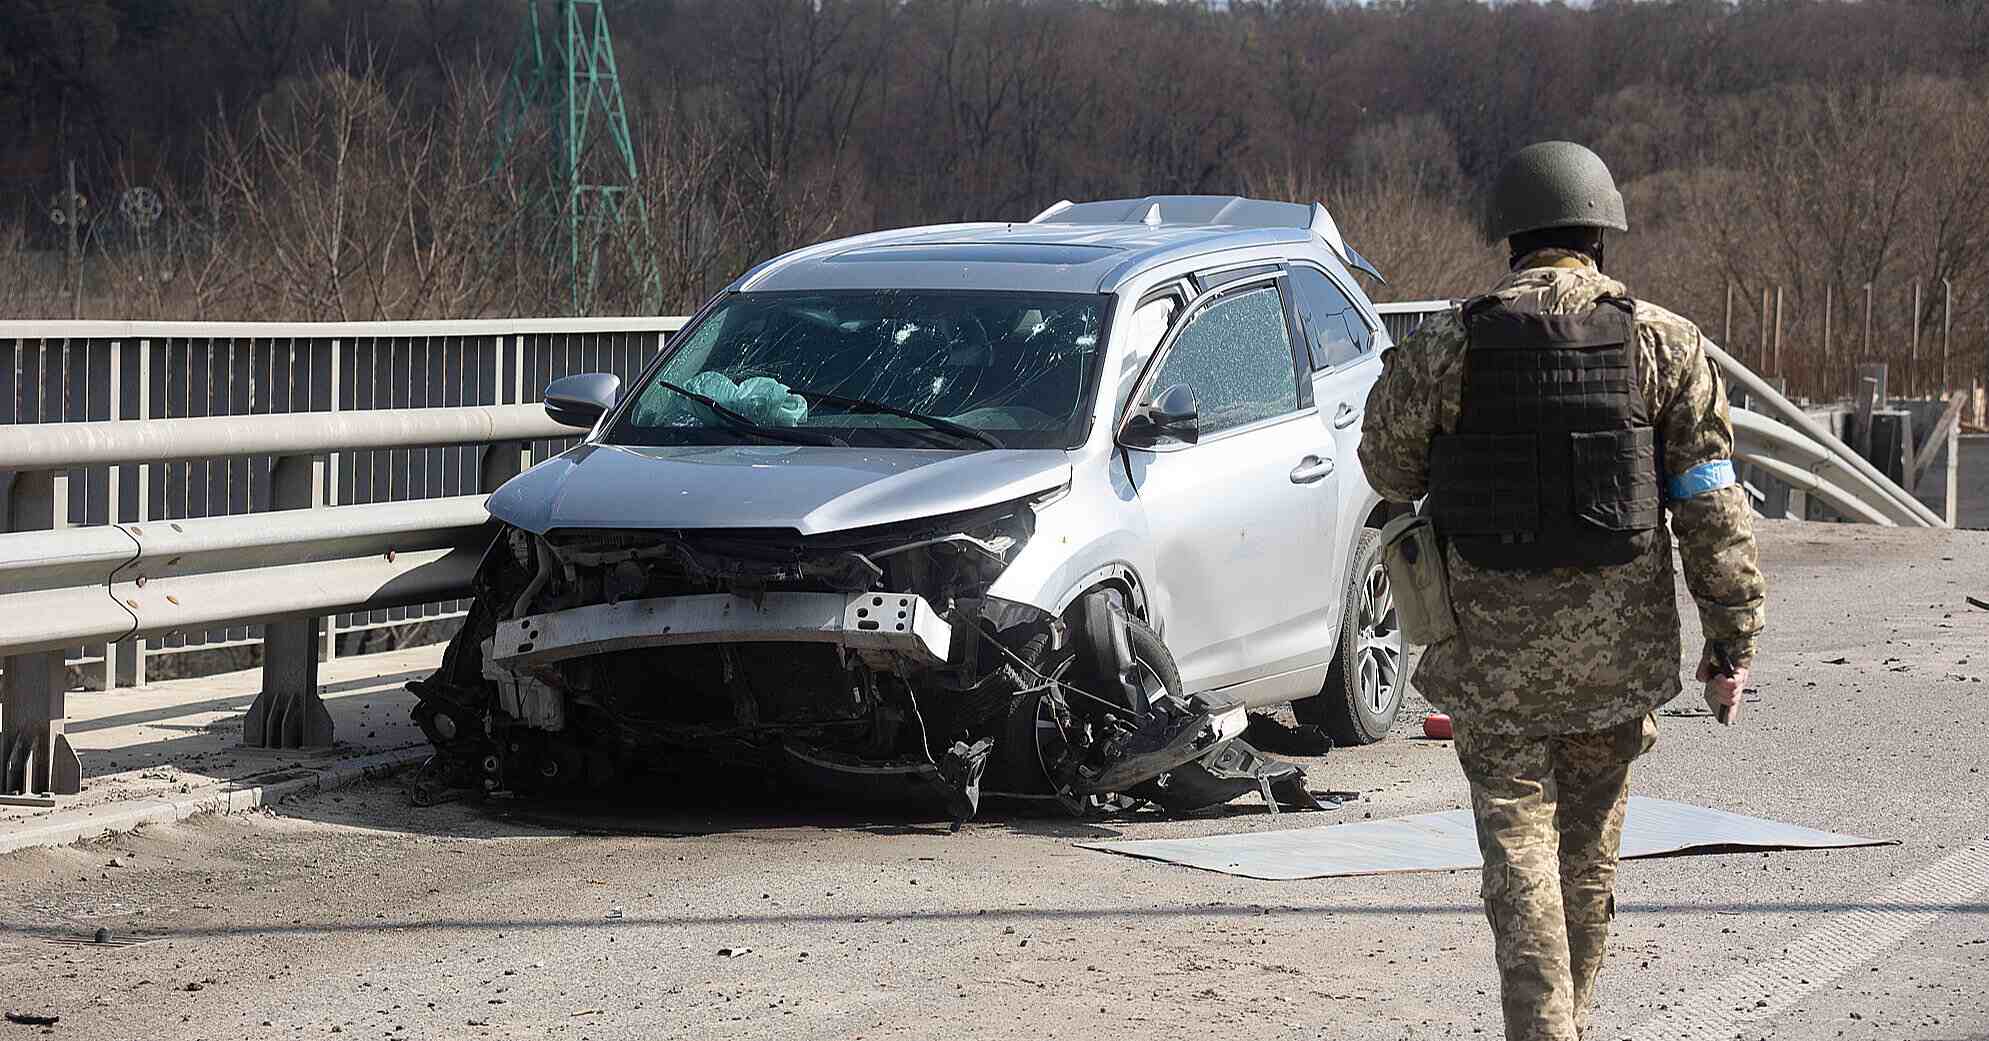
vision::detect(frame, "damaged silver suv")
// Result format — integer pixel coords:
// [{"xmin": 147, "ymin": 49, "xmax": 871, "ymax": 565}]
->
[{"xmin": 409, "ymin": 196, "xmax": 1406, "ymax": 820}]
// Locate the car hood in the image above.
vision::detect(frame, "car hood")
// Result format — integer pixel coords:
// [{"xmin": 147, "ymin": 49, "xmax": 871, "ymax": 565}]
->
[{"xmin": 487, "ymin": 443, "xmax": 1073, "ymax": 536}]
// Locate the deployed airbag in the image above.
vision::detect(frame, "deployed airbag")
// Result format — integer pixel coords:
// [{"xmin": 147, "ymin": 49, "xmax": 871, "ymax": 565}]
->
[{"xmin": 686, "ymin": 372, "xmax": 809, "ymax": 426}]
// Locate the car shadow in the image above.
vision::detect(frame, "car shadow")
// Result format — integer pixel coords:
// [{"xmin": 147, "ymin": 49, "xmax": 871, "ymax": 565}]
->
[
  {"xmin": 260, "ymin": 765, "xmax": 1358, "ymax": 844},
  {"xmin": 477, "ymin": 794, "xmax": 1132, "ymax": 841}
]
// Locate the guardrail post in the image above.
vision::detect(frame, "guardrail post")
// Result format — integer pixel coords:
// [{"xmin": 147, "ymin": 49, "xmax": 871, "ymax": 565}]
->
[
  {"xmin": 478, "ymin": 440, "xmax": 531, "ymax": 493},
  {"xmin": 1, "ymin": 469, "xmax": 83, "ymax": 796},
  {"xmin": 115, "ymin": 336, "xmax": 152, "ymax": 689},
  {"xmin": 242, "ymin": 454, "xmax": 335, "ymax": 749}
]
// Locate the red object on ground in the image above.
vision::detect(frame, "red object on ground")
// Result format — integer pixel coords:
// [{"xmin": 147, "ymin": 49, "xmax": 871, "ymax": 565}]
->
[{"xmin": 1422, "ymin": 713, "xmax": 1453, "ymax": 740}]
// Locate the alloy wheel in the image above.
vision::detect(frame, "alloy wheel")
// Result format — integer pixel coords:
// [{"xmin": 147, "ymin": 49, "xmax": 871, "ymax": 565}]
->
[{"xmin": 1356, "ymin": 560, "xmax": 1403, "ymax": 717}]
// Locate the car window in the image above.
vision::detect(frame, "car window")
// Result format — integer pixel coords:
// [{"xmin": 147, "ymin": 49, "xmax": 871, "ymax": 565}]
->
[
  {"xmin": 607, "ymin": 290, "xmax": 1107, "ymax": 450},
  {"xmin": 1148, "ymin": 284, "xmax": 1299, "ymax": 437},
  {"xmin": 1290, "ymin": 265, "xmax": 1373, "ymax": 370}
]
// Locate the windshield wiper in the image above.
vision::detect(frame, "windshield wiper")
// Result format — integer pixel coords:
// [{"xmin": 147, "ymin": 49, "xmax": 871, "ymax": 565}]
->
[
  {"xmin": 785, "ymin": 387, "xmax": 1005, "ymax": 450},
  {"xmin": 649, "ymin": 379, "xmax": 848, "ymax": 447}
]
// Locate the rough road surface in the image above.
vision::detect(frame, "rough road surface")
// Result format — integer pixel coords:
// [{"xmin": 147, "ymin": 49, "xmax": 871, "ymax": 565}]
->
[{"xmin": 3, "ymin": 521, "xmax": 1986, "ymax": 1041}]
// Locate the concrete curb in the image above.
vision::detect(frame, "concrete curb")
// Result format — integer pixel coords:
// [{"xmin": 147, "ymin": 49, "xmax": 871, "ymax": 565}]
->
[{"xmin": 0, "ymin": 745, "xmax": 430, "ymax": 856}]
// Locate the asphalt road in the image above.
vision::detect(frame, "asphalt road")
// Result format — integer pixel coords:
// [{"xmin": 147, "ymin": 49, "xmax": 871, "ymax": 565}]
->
[{"xmin": 4, "ymin": 520, "xmax": 1987, "ymax": 1041}]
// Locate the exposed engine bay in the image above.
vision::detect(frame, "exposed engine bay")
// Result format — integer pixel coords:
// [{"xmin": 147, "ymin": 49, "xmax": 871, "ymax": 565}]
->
[{"xmin": 407, "ymin": 493, "xmax": 1325, "ymax": 822}]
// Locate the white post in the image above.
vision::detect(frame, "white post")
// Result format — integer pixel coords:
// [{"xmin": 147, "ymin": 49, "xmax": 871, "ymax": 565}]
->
[
  {"xmin": 323, "ymin": 337, "xmax": 341, "ymax": 665},
  {"xmin": 1947, "ymin": 422, "xmax": 1960, "ymax": 529},
  {"xmin": 130, "ymin": 338, "xmax": 151, "ymax": 687},
  {"xmin": 99, "ymin": 340, "xmax": 122, "ymax": 689}
]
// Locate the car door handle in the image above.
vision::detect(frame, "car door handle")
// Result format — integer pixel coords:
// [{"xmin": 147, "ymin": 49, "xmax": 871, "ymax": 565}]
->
[
  {"xmin": 1332, "ymin": 403, "xmax": 1362, "ymax": 429},
  {"xmin": 1290, "ymin": 455, "xmax": 1335, "ymax": 483}
]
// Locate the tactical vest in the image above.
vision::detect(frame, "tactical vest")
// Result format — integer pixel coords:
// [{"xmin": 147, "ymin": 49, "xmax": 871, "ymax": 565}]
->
[{"xmin": 1427, "ymin": 294, "xmax": 1662, "ymax": 572}]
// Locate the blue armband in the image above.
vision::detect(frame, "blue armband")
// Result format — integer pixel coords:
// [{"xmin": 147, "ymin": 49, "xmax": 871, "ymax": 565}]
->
[{"xmin": 1667, "ymin": 460, "xmax": 1736, "ymax": 500}]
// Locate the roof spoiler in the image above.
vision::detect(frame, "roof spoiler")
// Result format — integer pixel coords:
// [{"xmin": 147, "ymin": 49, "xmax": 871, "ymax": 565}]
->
[
  {"xmin": 1030, "ymin": 199, "xmax": 1075, "ymax": 223},
  {"xmin": 1308, "ymin": 203, "xmax": 1386, "ymax": 284},
  {"xmin": 1028, "ymin": 196, "xmax": 1386, "ymax": 284}
]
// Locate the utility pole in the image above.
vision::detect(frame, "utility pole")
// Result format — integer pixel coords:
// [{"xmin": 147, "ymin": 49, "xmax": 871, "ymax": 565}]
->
[
  {"xmin": 1772, "ymin": 285, "xmax": 1783, "ymax": 380},
  {"xmin": 1911, "ymin": 279, "xmax": 1922, "ymax": 398},
  {"xmin": 1824, "ymin": 283, "xmax": 1833, "ymax": 366},
  {"xmin": 1941, "ymin": 278, "xmax": 1952, "ymax": 395},
  {"xmin": 65, "ymin": 160, "xmax": 80, "ymax": 320},
  {"xmin": 1723, "ymin": 283, "xmax": 1733, "ymax": 349},
  {"xmin": 1863, "ymin": 282, "xmax": 1874, "ymax": 361},
  {"xmin": 1759, "ymin": 287, "xmax": 1769, "ymax": 370},
  {"xmin": 494, "ymin": 0, "xmax": 661, "ymax": 314}
]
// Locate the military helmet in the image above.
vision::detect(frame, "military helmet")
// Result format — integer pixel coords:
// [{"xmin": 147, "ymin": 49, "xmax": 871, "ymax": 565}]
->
[{"xmin": 1485, "ymin": 141, "xmax": 1628, "ymax": 243}]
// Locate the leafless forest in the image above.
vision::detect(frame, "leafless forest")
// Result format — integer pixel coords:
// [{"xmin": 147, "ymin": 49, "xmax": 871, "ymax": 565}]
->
[{"xmin": 3, "ymin": 0, "xmax": 1988, "ymax": 397}]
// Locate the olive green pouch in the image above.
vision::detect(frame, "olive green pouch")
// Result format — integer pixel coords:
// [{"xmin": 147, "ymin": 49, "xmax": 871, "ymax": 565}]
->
[{"xmin": 1378, "ymin": 513, "xmax": 1457, "ymax": 646}]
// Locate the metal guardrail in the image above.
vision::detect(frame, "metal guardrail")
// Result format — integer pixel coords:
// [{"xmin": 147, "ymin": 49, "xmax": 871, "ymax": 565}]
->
[
  {"xmin": 0, "ymin": 316, "xmax": 687, "ymax": 797},
  {"xmin": 0, "ymin": 495, "xmax": 493, "ymax": 659},
  {"xmin": 1709, "ymin": 341, "xmax": 1948, "ymax": 529},
  {"xmin": 1, "ymin": 316, "xmax": 685, "ymax": 684},
  {"xmin": 0, "ymin": 398, "xmax": 589, "ymax": 794},
  {"xmin": 1374, "ymin": 300, "xmax": 1452, "ymax": 345}
]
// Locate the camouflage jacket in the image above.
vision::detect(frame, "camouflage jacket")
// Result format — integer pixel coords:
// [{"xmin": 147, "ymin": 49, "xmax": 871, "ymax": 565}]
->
[{"xmin": 1358, "ymin": 251, "xmax": 1765, "ymax": 736}]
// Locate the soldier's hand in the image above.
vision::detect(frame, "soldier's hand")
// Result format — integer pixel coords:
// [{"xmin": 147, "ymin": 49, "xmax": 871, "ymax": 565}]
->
[{"xmin": 1695, "ymin": 651, "xmax": 1747, "ymax": 725}]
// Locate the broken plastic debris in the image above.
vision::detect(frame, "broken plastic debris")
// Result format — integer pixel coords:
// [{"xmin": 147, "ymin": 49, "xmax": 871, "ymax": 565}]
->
[
  {"xmin": 715, "ymin": 947, "xmax": 752, "ymax": 958},
  {"xmin": 1243, "ymin": 712, "xmax": 1333, "ymax": 755}
]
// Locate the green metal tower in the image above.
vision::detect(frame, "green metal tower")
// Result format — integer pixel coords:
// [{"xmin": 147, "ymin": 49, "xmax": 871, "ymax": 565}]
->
[{"xmin": 496, "ymin": 0, "xmax": 660, "ymax": 313}]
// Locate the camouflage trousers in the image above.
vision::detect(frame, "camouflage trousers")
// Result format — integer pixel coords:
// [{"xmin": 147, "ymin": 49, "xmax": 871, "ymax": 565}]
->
[{"xmin": 1452, "ymin": 714, "xmax": 1659, "ymax": 1041}]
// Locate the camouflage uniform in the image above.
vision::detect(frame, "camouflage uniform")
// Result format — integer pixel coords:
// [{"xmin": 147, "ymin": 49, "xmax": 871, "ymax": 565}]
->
[{"xmin": 1358, "ymin": 250, "xmax": 1766, "ymax": 1040}]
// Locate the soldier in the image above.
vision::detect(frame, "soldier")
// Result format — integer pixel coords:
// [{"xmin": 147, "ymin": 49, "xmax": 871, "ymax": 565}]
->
[{"xmin": 1358, "ymin": 141, "xmax": 1766, "ymax": 1041}]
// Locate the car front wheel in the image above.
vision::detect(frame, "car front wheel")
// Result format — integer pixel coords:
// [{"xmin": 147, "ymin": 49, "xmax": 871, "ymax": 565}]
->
[{"xmin": 1293, "ymin": 527, "xmax": 1404, "ymax": 745}]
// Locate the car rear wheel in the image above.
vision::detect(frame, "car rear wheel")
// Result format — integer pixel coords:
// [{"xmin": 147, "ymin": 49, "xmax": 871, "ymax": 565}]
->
[{"xmin": 1293, "ymin": 527, "xmax": 1404, "ymax": 745}]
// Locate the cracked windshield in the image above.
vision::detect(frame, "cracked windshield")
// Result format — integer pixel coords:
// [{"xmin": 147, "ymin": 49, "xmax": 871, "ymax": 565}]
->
[{"xmin": 608, "ymin": 290, "xmax": 1107, "ymax": 450}]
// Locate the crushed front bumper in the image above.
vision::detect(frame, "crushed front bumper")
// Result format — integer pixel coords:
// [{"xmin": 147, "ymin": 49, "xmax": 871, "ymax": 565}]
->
[{"xmin": 484, "ymin": 591, "xmax": 954, "ymax": 670}]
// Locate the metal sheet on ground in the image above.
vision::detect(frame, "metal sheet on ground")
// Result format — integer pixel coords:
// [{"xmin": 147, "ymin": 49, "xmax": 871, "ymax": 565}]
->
[{"xmin": 1079, "ymin": 797, "xmax": 1892, "ymax": 880}]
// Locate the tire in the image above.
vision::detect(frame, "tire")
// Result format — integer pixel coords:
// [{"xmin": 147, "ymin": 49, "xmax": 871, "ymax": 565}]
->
[
  {"xmin": 1293, "ymin": 527, "xmax": 1405, "ymax": 745},
  {"xmin": 985, "ymin": 616, "xmax": 1182, "ymax": 799}
]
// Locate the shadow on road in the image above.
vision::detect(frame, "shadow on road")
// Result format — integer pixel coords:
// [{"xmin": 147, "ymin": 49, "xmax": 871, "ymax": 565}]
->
[{"xmin": 264, "ymin": 766, "xmax": 1357, "ymax": 843}]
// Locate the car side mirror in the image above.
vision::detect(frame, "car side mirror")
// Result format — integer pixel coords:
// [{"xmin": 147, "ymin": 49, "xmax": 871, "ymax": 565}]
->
[
  {"xmin": 544, "ymin": 372, "xmax": 621, "ymax": 429},
  {"xmin": 1121, "ymin": 382, "xmax": 1199, "ymax": 446}
]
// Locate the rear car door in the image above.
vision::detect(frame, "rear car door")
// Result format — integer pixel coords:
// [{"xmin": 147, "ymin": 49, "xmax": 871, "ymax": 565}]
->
[
  {"xmin": 1290, "ymin": 262, "xmax": 1385, "ymax": 596},
  {"xmin": 1122, "ymin": 273, "xmax": 1341, "ymax": 702}
]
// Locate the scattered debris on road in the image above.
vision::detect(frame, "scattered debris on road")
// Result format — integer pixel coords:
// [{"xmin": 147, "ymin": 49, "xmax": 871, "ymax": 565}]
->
[{"xmin": 1242, "ymin": 712, "xmax": 1333, "ymax": 755}]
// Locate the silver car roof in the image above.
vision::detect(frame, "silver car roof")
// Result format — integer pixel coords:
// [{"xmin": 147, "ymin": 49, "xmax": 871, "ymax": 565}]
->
[{"xmin": 734, "ymin": 195, "xmax": 1350, "ymax": 296}]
